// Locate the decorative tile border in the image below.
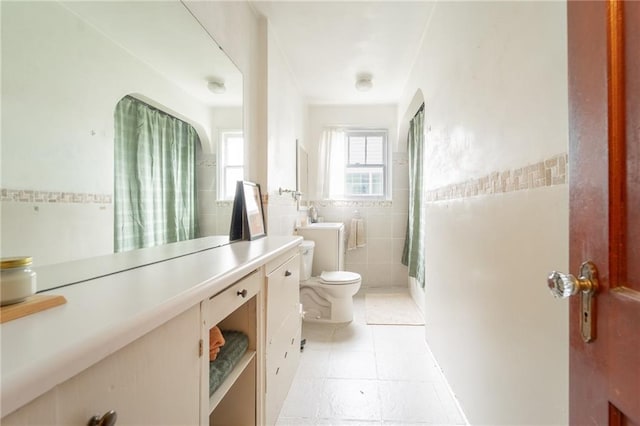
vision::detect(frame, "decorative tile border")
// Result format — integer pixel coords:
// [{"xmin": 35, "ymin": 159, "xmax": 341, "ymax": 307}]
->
[
  {"xmin": 196, "ymin": 155, "xmax": 216, "ymax": 168},
  {"xmin": 1, "ymin": 188, "xmax": 112, "ymax": 204},
  {"xmin": 425, "ymin": 153, "xmax": 568, "ymax": 202},
  {"xmin": 393, "ymin": 151, "xmax": 408, "ymax": 166},
  {"xmin": 311, "ymin": 199, "xmax": 393, "ymax": 208}
]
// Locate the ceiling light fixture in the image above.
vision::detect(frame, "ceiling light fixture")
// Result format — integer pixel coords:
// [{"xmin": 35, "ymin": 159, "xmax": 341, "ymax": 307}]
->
[
  {"xmin": 355, "ymin": 74, "xmax": 373, "ymax": 92},
  {"xmin": 207, "ymin": 80, "xmax": 226, "ymax": 94}
]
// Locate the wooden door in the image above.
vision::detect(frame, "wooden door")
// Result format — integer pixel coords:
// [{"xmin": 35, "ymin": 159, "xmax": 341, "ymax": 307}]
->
[{"xmin": 568, "ymin": 0, "xmax": 640, "ymax": 424}]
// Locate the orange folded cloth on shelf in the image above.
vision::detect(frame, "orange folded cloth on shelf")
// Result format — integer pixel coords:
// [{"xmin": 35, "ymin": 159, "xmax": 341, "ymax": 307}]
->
[
  {"xmin": 210, "ymin": 346, "xmax": 221, "ymax": 360},
  {"xmin": 209, "ymin": 326, "xmax": 226, "ymax": 361}
]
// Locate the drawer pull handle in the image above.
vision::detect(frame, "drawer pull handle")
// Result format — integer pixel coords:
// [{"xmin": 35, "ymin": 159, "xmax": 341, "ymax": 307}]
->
[
  {"xmin": 88, "ymin": 410, "xmax": 117, "ymax": 426},
  {"xmin": 285, "ymin": 270, "xmax": 292, "ymax": 277},
  {"xmin": 284, "ymin": 351, "xmax": 288, "ymax": 359},
  {"xmin": 237, "ymin": 289, "xmax": 248, "ymax": 298}
]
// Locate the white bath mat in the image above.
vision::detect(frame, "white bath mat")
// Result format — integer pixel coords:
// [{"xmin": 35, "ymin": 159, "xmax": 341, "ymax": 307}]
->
[{"xmin": 365, "ymin": 293, "xmax": 424, "ymax": 325}]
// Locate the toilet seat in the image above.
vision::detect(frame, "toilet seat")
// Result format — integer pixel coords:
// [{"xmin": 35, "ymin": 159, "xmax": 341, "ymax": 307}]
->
[
  {"xmin": 298, "ymin": 237, "xmax": 362, "ymax": 323},
  {"xmin": 319, "ymin": 271, "xmax": 361, "ymax": 285}
]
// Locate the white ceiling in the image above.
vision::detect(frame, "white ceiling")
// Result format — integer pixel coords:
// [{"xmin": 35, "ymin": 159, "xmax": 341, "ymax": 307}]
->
[
  {"xmin": 61, "ymin": 1, "xmax": 243, "ymax": 107},
  {"xmin": 250, "ymin": 1, "xmax": 435, "ymax": 105}
]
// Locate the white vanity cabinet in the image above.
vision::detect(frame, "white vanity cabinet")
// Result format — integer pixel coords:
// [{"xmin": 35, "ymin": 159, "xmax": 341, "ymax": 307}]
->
[
  {"xmin": 0, "ymin": 237, "xmax": 303, "ymax": 426},
  {"xmin": 264, "ymin": 249, "xmax": 302, "ymax": 426},
  {"xmin": 2, "ymin": 305, "xmax": 202, "ymax": 426}
]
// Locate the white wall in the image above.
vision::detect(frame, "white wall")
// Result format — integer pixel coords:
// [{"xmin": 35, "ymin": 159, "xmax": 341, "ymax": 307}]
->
[
  {"xmin": 264, "ymin": 26, "xmax": 307, "ymax": 236},
  {"xmin": 306, "ymin": 105, "xmax": 409, "ymax": 289},
  {"xmin": 398, "ymin": 1, "xmax": 569, "ymax": 424}
]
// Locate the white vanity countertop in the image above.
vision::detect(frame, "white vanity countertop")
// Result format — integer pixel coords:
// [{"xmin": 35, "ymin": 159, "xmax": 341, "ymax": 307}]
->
[
  {"xmin": 34, "ymin": 235, "xmax": 232, "ymax": 292},
  {"xmin": 0, "ymin": 236, "xmax": 302, "ymax": 417}
]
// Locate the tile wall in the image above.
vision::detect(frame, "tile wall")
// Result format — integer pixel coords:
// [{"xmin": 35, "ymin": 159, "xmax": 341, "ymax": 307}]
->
[
  {"xmin": 267, "ymin": 191, "xmax": 302, "ymax": 237},
  {"xmin": 195, "ymin": 151, "xmax": 233, "ymax": 236},
  {"xmin": 308, "ymin": 152, "xmax": 409, "ymax": 288}
]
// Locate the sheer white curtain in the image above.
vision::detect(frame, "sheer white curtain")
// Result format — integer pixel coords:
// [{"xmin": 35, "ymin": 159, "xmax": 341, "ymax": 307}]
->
[{"xmin": 317, "ymin": 128, "xmax": 345, "ymax": 199}]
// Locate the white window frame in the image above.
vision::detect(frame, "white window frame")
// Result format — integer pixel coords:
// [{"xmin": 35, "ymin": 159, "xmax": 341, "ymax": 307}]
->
[
  {"xmin": 217, "ymin": 130, "xmax": 244, "ymax": 201},
  {"xmin": 343, "ymin": 129, "xmax": 389, "ymax": 200}
]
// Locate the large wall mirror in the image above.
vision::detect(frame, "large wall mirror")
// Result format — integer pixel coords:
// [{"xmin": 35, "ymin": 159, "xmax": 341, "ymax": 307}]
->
[{"xmin": 1, "ymin": 1, "xmax": 243, "ymax": 288}]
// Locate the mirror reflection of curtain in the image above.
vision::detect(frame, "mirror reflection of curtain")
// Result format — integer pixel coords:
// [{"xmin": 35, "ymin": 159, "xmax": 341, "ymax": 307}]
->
[
  {"xmin": 114, "ymin": 96, "xmax": 199, "ymax": 252},
  {"xmin": 317, "ymin": 128, "xmax": 345, "ymax": 199},
  {"xmin": 402, "ymin": 106, "xmax": 425, "ymax": 287}
]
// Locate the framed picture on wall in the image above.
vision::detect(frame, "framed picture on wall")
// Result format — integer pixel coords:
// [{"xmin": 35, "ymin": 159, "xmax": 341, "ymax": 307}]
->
[{"xmin": 229, "ymin": 181, "xmax": 266, "ymax": 241}]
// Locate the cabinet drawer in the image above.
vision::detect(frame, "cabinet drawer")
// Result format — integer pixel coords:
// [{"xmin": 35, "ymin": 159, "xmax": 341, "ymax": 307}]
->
[
  {"xmin": 265, "ymin": 312, "xmax": 301, "ymax": 426},
  {"xmin": 266, "ymin": 255, "xmax": 299, "ymax": 339},
  {"xmin": 265, "ymin": 248, "xmax": 297, "ymax": 276},
  {"xmin": 266, "ymin": 312, "xmax": 301, "ymax": 380},
  {"xmin": 206, "ymin": 270, "xmax": 261, "ymax": 326}
]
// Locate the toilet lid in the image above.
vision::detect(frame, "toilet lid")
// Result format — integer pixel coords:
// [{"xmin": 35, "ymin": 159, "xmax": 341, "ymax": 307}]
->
[{"xmin": 319, "ymin": 271, "xmax": 361, "ymax": 285}]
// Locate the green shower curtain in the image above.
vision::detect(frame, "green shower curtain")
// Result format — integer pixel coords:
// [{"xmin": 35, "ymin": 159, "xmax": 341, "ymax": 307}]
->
[
  {"xmin": 402, "ymin": 106, "xmax": 425, "ymax": 287},
  {"xmin": 114, "ymin": 96, "xmax": 199, "ymax": 252}
]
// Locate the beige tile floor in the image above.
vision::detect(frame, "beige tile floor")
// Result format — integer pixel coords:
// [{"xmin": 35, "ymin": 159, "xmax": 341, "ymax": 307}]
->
[{"xmin": 276, "ymin": 290, "xmax": 467, "ymax": 426}]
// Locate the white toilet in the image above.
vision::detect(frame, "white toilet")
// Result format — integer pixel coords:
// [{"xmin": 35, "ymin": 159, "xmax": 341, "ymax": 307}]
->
[{"xmin": 297, "ymin": 223, "xmax": 362, "ymax": 323}]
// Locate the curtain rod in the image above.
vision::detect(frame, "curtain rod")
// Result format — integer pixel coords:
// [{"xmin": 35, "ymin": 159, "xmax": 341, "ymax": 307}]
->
[
  {"xmin": 413, "ymin": 103, "xmax": 425, "ymax": 119},
  {"xmin": 126, "ymin": 94, "xmax": 189, "ymax": 124}
]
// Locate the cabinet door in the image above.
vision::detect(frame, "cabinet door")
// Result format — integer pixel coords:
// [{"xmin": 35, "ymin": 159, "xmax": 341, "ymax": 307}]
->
[
  {"xmin": 3, "ymin": 306, "xmax": 201, "ymax": 426},
  {"xmin": 265, "ymin": 254, "xmax": 300, "ymax": 342}
]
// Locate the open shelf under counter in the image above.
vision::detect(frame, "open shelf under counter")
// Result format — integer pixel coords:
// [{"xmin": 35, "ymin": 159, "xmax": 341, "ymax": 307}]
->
[{"xmin": 209, "ymin": 350, "xmax": 256, "ymax": 414}]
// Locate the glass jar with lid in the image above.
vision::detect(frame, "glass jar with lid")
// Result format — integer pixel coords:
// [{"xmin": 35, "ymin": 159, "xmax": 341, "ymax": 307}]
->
[{"xmin": 1, "ymin": 256, "xmax": 37, "ymax": 306}]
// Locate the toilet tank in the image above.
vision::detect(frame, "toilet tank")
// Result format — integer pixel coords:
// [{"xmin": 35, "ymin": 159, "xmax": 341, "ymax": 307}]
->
[
  {"xmin": 296, "ymin": 223, "xmax": 344, "ymax": 276},
  {"xmin": 299, "ymin": 240, "xmax": 315, "ymax": 281}
]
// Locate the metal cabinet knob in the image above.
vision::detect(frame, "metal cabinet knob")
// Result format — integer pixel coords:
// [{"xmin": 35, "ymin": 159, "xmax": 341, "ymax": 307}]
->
[
  {"xmin": 284, "ymin": 270, "xmax": 292, "ymax": 277},
  {"xmin": 88, "ymin": 410, "xmax": 117, "ymax": 426},
  {"xmin": 237, "ymin": 289, "xmax": 248, "ymax": 298}
]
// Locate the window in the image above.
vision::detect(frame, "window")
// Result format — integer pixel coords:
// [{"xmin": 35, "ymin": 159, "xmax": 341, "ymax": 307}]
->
[
  {"xmin": 218, "ymin": 130, "xmax": 244, "ymax": 200},
  {"xmin": 344, "ymin": 130, "xmax": 387, "ymax": 197},
  {"xmin": 318, "ymin": 128, "xmax": 389, "ymax": 200}
]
